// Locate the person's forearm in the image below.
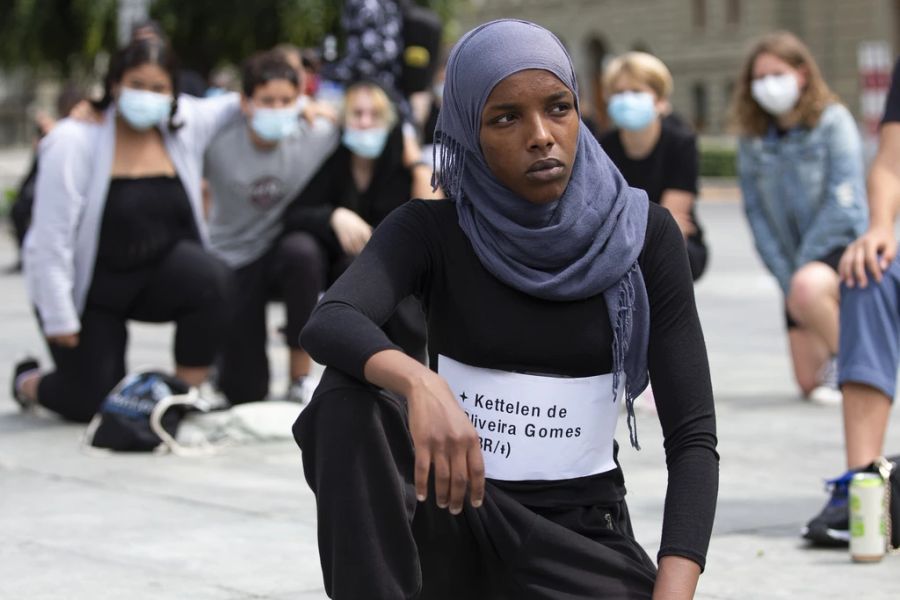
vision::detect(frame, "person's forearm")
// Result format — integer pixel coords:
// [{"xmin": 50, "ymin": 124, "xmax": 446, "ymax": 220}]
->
[
  {"xmin": 653, "ymin": 555, "xmax": 701, "ymax": 600},
  {"xmin": 364, "ymin": 348, "xmax": 434, "ymax": 397},
  {"xmin": 867, "ymin": 162, "xmax": 900, "ymax": 231}
]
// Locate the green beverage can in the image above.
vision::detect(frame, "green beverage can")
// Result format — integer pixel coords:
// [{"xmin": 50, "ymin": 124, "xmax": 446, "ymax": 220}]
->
[{"xmin": 849, "ymin": 472, "xmax": 886, "ymax": 562}]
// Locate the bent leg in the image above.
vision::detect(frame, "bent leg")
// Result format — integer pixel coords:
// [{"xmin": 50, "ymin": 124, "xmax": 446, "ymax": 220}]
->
[
  {"xmin": 842, "ymin": 384, "xmax": 892, "ymax": 469},
  {"xmin": 294, "ymin": 369, "xmax": 659, "ymax": 599},
  {"xmin": 511, "ymin": 500, "xmax": 657, "ymax": 599},
  {"xmin": 133, "ymin": 241, "xmax": 234, "ymax": 385},
  {"xmin": 787, "ymin": 327, "xmax": 831, "ymax": 397},
  {"xmin": 217, "ymin": 257, "xmax": 269, "ymax": 404},
  {"xmin": 37, "ymin": 309, "xmax": 127, "ymax": 422},
  {"xmin": 786, "ymin": 261, "xmax": 840, "ymax": 354},
  {"xmin": 294, "ymin": 368, "xmax": 421, "ymax": 599},
  {"xmin": 271, "ymin": 232, "xmax": 329, "ymax": 380},
  {"xmin": 838, "ymin": 262, "xmax": 900, "ymax": 468}
]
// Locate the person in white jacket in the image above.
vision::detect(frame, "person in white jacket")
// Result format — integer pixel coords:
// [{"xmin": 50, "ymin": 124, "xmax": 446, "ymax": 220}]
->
[{"xmin": 11, "ymin": 38, "xmax": 241, "ymax": 422}]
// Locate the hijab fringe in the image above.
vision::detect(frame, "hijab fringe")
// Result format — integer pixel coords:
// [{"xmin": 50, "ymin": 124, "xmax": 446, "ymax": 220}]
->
[
  {"xmin": 613, "ymin": 263, "xmax": 641, "ymax": 451},
  {"xmin": 432, "ymin": 132, "xmax": 466, "ymax": 200}
]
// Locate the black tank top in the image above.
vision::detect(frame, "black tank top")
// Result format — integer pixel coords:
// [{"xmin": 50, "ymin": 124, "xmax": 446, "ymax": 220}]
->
[{"xmin": 96, "ymin": 176, "xmax": 198, "ymax": 271}]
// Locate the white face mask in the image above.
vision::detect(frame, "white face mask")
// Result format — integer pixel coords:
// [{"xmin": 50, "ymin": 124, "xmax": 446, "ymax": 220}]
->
[{"xmin": 751, "ymin": 73, "xmax": 800, "ymax": 116}]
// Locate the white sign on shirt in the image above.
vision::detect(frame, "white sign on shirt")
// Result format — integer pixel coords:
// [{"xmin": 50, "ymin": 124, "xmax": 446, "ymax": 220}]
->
[{"xmin": 438, "ymin": 354, "xmax": 621, "ymax": 482}]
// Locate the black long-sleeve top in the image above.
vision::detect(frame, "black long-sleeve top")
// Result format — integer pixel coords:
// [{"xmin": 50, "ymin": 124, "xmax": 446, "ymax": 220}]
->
[{"xmin": 301, "ymin": 198, "xmax": 719, "ymax": 569}]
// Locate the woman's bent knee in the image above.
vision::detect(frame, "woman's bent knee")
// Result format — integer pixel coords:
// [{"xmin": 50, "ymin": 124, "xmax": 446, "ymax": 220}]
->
[
  {"xmin": 788, "ymin": 264, "xmax": 838, "ymax": 315},
  {"xmin": 293, "ymin": 368, "xmax": 384, "ymax": 449}
]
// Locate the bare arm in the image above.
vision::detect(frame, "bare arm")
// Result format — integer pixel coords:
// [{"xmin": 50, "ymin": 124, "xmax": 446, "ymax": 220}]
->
[
  {"xmin": 660, "ymin": 189, "xmax": 697, "ymax": 238},
  {"xmin": 839, "ymin": 122, "xmax": 900, "ymax": 287},
  {"xmin": 653, "ymin": 556, "xmax": 701, "ymax": 600},
  {"xmin": 363, "ymin": 349, "xmax": 485, "ymax": 514}
]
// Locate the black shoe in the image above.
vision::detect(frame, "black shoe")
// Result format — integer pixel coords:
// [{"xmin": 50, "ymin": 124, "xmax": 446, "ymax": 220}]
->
[
  {"xmin": 802, "ymin": 470, "xmax": 855, "ymax": 547},
  {"xmin": 11, "ymin": 356, "xmax": 40, "ymax": 411}
]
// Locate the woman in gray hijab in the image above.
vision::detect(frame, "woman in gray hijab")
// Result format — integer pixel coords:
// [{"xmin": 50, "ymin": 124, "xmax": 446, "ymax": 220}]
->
[{"xmin": 295, "ymin": 19, "xmax": 718, "ymax": 599}]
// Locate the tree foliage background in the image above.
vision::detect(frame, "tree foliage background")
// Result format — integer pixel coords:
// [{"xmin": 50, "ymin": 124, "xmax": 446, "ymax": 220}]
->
[{"xmin": 0, "ymin": 0, "xmax": 464, "ymax": 78}]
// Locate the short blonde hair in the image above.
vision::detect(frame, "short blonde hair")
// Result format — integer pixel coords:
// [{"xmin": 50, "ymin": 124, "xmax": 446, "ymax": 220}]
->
[
  {"xmin": 602, "ymin": 52, "xmax": 674, "ymax": 100},
  {"xmin": 343, "ymin": 82, "xmax": 398, "ymax": 129}
]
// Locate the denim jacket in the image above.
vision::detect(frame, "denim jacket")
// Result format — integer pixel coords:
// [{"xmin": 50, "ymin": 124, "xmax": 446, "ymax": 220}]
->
[{"xmin": 737, "ymin": 103, "xmax": 868, "ymax": 294}]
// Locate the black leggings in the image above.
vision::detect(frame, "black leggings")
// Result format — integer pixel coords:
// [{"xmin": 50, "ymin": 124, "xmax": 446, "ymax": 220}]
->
[
  {"xmin": 294, "ymin": 368, "xmax": 657, "ymax": 600},
  {"xmin": 219, "ymin": 231, "xmax": 427, "ymax": 405},
  {"xmin": 218, "ymin": 232, "xmax": 325, "ymax": 404},
  {"xmin": 37, "ymin": 241, "xmax": 233, "ymax": 423}
]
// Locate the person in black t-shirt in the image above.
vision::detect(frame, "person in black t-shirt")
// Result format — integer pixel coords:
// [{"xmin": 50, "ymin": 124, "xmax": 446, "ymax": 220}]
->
[
  {"xmin": 598, "ymin": 52, "xmax": 708, "ymax": 281},
  {"xmin": 283, "ymin": 81, "xmax": 435, "ymax": 363}
]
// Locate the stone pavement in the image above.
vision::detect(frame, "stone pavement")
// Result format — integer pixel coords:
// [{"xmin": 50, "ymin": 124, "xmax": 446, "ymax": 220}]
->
[{"xmin": 1, "ymin": 176, "xmax": 900, "ymax": 598}]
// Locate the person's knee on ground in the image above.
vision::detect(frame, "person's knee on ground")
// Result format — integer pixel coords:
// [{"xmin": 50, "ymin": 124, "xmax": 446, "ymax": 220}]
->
[
  {"xmin": 277, "ymin": 231, "xmax": 328, "ymax": 348},
  {"xmin": 170, "ymin": 244, "xmax": 235, "ymax": 371},
  {"xmin": 837, "ymin": 264, "xmax": 900, "ymax": 463}
]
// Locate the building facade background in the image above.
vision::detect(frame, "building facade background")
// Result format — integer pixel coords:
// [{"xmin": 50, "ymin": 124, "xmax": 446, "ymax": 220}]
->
[{"xmin": 460, "ymin": 0, "xmax": 900, "ymax": 136}]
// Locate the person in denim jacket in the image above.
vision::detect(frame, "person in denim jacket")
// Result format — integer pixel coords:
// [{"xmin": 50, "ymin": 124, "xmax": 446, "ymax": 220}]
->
[{"xmin": 731, "ymin": 31, "xmax": 868, "ymax": 401}]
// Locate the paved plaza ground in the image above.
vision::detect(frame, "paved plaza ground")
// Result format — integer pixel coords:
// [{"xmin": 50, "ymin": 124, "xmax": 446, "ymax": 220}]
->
[{"xmin": 1, "ymin": 147, "xmax": 899, "ymax": 598}]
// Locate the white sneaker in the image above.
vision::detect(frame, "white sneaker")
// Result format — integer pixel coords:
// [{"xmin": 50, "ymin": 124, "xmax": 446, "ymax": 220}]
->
[
  {"xmin": 286, "ymin": 375, "xmax": 319, "ymax": 405},
  {"xmin": 807, "ymin": 358, "xmax": 842, "ymax": 406},
  {"xmin": 808, "ymin": 385, "xmax": 842, "ymax": 406}
]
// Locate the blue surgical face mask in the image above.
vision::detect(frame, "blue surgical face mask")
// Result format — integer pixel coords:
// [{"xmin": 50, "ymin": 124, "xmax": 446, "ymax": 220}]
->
[
  {"xmin": 607, "ymin": 91, "xmax": 657, "ymax": 131},
  {"xmin": 342, "ymin": 127, "xmax": 389, "ymax": 159},
  {"xmin": 251, "ymin": 106, "xmax": 300, "ymax": 142},
  {"xmin": 117, "ymin": 87, "xmax": 172, "ymax": 131}
]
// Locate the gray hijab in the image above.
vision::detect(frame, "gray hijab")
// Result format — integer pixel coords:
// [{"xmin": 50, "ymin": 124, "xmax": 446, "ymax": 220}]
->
[{"xmin": 433, "ymin": 19, "xmax": 651, "ymax": 448}]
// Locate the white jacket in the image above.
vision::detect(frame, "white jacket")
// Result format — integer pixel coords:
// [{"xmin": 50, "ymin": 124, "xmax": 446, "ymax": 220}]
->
[{"xmin": 23, "ymin": 93, "xmax": 240, "ymax": 336}]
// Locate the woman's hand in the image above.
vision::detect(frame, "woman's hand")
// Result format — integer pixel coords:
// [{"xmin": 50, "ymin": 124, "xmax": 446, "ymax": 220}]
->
[
  {"xmin": 67, "ymin": 100, "xmax": 104, "ymax": 124},
  {"xmin": 838, "ymin": 225, "xmax": 896, "ymax": 288},
  {"xmin": 669, "ymin": 210, "xmax": 697, "ymax": 238},
  {"xmin": 329, "ymin": 207, "xmax": 373, "ymax": 255},
  {"xmin": 301, "ymin": 99, "xmax": 339, "ymax": 124},
  {"xmin": 652, "ymin": 555, "xmax": 701, "ymax": 600},
  {"xmin": 660, "ymin": 190, "xmax": 697, "ymax": 238},
  {"xmin": 364, "ymin": 349, "xmax": 485, "ymax": 514},
  {"xmin": 406, "ymin": 369, "xmax": 485, "ymax": 514},
  {"xmin": 47, "ymin": 333, "xmax": 79, "ymax": 348}
]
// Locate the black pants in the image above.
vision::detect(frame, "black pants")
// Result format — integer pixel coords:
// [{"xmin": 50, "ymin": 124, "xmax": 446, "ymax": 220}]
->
[
  {"xmin": 218, "ymin": 232, "xmax": 328, "ymax": 404},
  {"xmin": 219, "ymin": 231, "xmax": 427, "ymax": 405},
  {"xmin": 37, "ymin": 241, "xmax": 233, "ymax": 423},
  {"xmin": 294, "ymin": 368, "xmax": 657, "ymax": 600}
]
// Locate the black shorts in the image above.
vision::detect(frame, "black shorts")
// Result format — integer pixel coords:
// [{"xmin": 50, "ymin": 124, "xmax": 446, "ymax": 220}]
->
[{"xmin": 784, "ymin": 247, "xmax": 844, "ymax": 329}]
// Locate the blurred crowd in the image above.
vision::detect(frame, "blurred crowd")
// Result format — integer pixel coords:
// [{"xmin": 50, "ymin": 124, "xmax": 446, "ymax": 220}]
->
[{"xmin": 4, "ymin": 0, "xmax": 898, "ymax": 561}]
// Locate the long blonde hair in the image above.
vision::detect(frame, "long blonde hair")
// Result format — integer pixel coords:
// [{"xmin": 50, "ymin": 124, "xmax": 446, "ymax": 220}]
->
[{"xmin": 729, "ymin": 31, "xmax": 837, "ymax": 136}]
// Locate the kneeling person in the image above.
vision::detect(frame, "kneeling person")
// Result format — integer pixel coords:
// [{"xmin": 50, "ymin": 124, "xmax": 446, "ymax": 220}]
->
[{"xmin": 205, "ymin": 51, "xmax": 339, "ymax": 405}]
